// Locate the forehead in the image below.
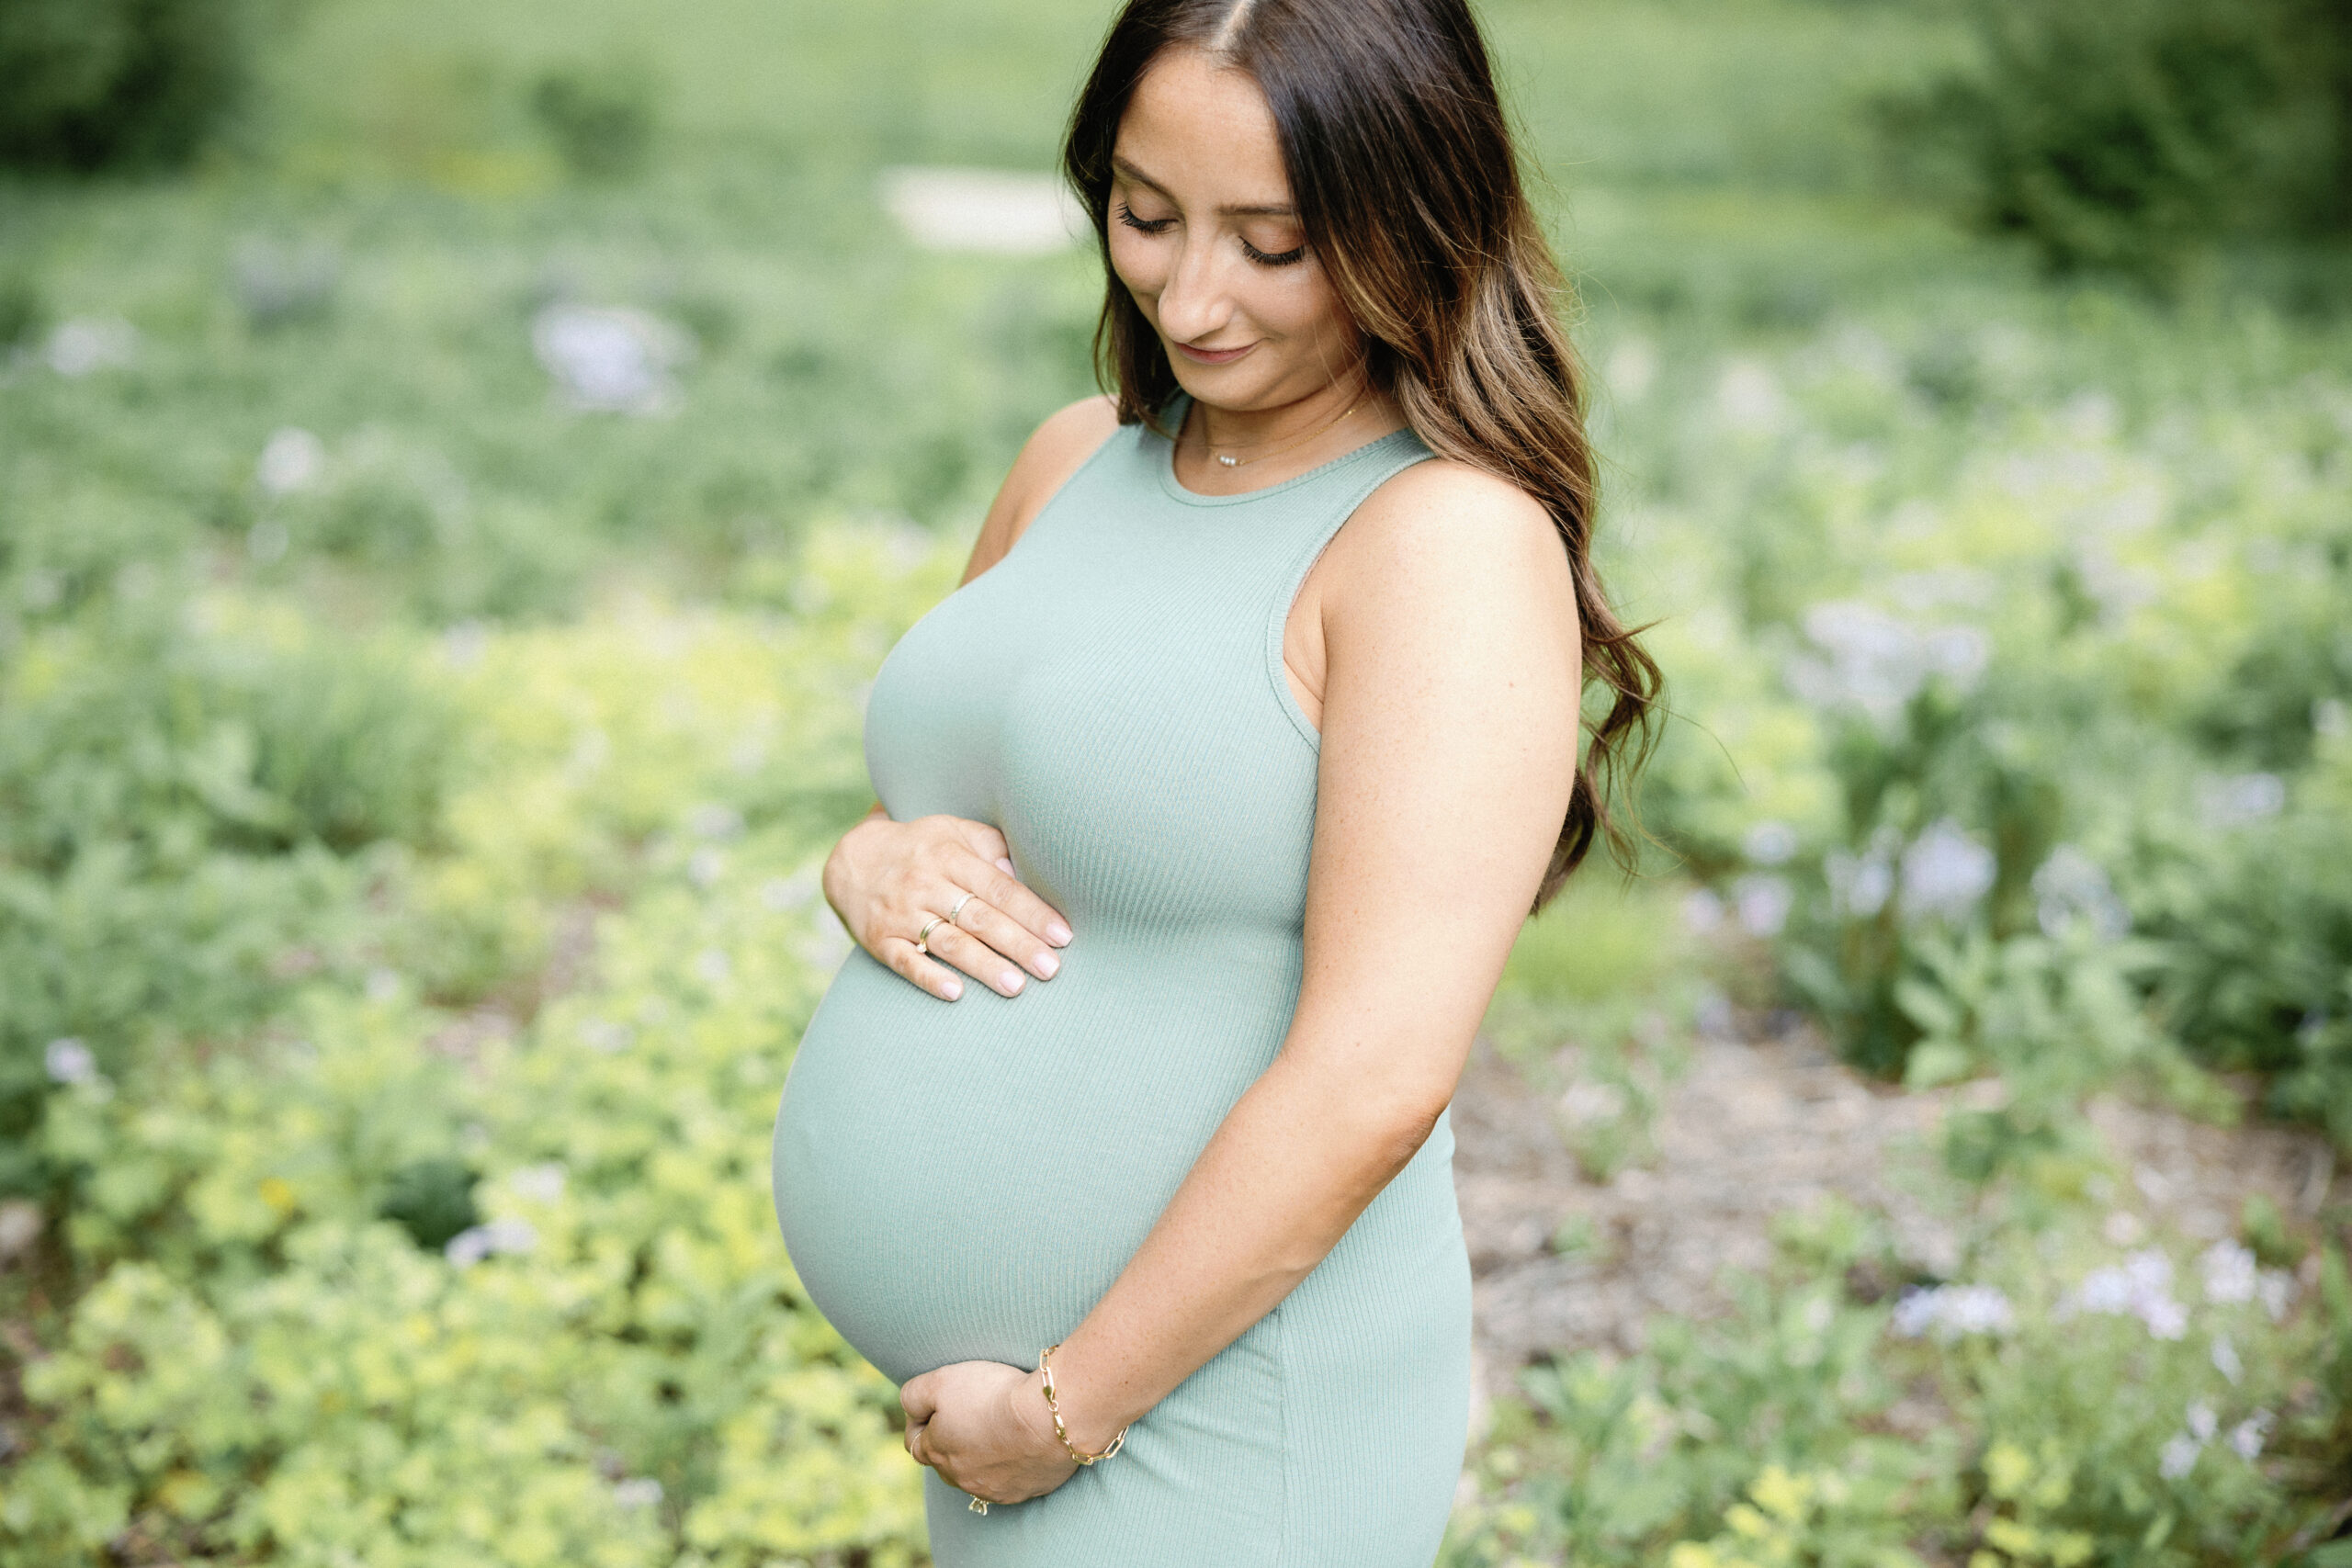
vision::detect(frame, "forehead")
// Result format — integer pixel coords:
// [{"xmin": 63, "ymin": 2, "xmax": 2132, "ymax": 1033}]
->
[{"xmin": 1114, "ymin": 44, "xmax": 1293, "ymax": 208}]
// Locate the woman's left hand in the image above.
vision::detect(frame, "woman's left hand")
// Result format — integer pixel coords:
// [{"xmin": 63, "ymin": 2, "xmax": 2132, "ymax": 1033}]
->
[{"xmin": 900, "ymin": 1360, "xmax": 1080, "ymax": 1506}]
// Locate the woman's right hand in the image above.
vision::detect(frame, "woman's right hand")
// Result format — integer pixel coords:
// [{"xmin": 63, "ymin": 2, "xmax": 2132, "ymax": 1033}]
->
[{"xmin": 822, "ymin": 807, "xmax": 1073, "ymax": 1001}]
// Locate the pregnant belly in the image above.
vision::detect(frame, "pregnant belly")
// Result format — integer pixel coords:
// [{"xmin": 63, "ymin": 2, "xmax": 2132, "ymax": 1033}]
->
[{"xmin": 771, "ymin": 924, "xmax": 1304, "ymax": 1385}]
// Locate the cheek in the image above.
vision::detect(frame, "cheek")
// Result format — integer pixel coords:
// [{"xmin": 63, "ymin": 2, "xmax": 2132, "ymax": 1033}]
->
[
  {"xmin": 1106, "ymin": 227, "xmax": 1166, "ymax": 302},
  {"xmin": 1266, "ymin": 268, "xmax": 1354, "ymax": 347}
]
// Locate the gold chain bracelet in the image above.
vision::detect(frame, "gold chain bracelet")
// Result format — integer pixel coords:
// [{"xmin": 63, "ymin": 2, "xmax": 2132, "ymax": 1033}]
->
[{"xmin": 1038, "ymin": 1343, "xmax": 1129, "ymax": 1464}]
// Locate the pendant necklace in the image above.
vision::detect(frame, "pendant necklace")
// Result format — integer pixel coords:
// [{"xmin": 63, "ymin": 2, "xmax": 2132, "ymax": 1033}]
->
[{"xmin": 1203, "ymin": 394, "xmax": 1363, "ymax": 469}]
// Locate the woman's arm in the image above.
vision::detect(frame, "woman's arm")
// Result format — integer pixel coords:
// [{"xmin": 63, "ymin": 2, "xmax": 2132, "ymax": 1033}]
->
[{"xmin": 903, "ymin": 459, "xmax": 1585, "ymax": 1494}]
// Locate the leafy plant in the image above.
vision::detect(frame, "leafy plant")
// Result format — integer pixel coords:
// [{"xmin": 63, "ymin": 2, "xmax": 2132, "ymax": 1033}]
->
[
  {"xmin": 1878, "ymin": 0, "xmax": 2311, "ymax": 277},
  {"xmin": 0, "ymin": 0, "xmax": 263, "ymax": 171}
]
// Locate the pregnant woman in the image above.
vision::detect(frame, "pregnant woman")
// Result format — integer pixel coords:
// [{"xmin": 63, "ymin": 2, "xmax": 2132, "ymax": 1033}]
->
[{"xmin": 771, "ymin": 0, "xmax": 1660, "ymax": 1560}]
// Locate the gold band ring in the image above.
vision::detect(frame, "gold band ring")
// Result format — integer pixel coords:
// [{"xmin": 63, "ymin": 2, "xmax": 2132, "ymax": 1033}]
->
[{"xmin": 914, "ymin": 915, "xmax": 946, "ymax": 953}]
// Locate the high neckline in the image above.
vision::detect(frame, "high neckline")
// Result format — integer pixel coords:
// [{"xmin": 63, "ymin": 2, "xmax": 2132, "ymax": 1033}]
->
[{"xmin": 1151, "ymin": 391, "xmax": 1424, "ymax": 507}]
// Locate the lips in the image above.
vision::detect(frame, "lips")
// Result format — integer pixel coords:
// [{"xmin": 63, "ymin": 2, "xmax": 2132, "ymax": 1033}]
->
[{"xmin": 1173, "ymin": 338, "xmax": 1254, "ymax": 365}]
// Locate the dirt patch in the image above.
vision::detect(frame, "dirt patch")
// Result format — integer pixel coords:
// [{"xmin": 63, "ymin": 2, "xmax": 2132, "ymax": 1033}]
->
[{"xmin": 1450, "ymin": 1020, "xmax": 2338, "ymax": 1406}]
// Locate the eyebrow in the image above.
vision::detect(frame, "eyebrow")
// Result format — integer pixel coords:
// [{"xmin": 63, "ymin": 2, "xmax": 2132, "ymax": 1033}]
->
[{"xmin": 1111, "ymin": 154, "xmax": 1295, "ymax": 218}]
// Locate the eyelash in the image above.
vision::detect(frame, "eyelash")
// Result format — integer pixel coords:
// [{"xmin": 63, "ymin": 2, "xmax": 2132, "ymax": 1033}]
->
[{"xmin": 1115, "ymin": 203, "xmax": 1307, "ymax": 268}]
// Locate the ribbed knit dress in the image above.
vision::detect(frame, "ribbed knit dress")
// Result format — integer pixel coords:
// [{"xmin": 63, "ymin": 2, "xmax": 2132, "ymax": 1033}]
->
[{"xmin": 770, "ymin": 400, "xmax": 1472, "ymax": 1566}]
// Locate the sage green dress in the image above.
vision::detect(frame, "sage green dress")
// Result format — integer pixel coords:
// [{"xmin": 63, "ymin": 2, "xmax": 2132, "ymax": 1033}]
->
[{"xmin": 771, "ymin": 400, "xmax": 1472, "ymax": 1566}]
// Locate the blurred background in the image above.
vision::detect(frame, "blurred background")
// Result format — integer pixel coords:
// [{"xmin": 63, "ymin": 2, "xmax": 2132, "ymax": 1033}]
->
[{"xmin": 2, "ymin": 0, "xmax": 2349, "ymax": 1562}]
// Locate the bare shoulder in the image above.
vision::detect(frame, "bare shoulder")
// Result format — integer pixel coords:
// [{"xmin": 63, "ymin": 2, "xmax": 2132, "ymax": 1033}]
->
[
  {"xmin": 962, "ymin": 395, "xmax": 1122, "ymax": 585},
  {"xmin": 1017, "ymin": 393, "xmax": 1123, "ymax": 491},
  {"xmin": 1324, "ymin": 456, "xmax": 1574, "ymax": 621}
]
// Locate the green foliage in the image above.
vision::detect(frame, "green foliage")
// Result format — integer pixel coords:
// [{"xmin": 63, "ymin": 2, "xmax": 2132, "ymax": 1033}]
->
[
  {"xmin": 1882, "ymin": 0, "xmax": 2346, "ymax": 277},
  {"xmin": 2, "ymin": 0, "xmax": 2349, "ymax": 1559},
  {"xmin": 1445, "ymin": 1211, "xmax": 1951, "ymax": 1566},
  {"xmin": 1449, "ymin": 1198, "xmax": 2346, "ymax": 1567},
  {"xmin": 0, "ymin": 0, "xmax": 262, "ymax": 172},
  {"xmin": 0, "ymin": 592, "xmax": 461, "ymax": 1194},
  {"xmin": 5, "ymin": 561, "xmax": 941, "ymax": 1565},
  {"xmin": 378, "ymin": 1156, "xmax": 480, "ymax": 1251},
  {"xmin": 528, "ymin": 57, "xmax": 660, "ymax": 181}
]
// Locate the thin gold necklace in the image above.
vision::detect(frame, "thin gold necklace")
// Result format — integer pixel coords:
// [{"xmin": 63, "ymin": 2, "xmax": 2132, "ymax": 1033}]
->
[{"xmin": 1199, "ymin": 393, "xmax": 1363, "ymax": 468}]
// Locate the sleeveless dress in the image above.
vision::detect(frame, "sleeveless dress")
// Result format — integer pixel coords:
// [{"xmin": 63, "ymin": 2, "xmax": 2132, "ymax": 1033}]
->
[{"xmin": 770, "ymin": 400, "xmax": 1473, "ymax": 1566}]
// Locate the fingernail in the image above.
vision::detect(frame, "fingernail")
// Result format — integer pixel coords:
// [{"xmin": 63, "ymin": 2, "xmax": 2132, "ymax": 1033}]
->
[
  {"xmin": 943, "ymin": 978, "xmax": 962, "ymax": 1000},
  {"xmin": 1001, "ymin": 971, "xmax": 1023, "ymax": 994},
  {"xmin": 1035, "ymin": 951, "xmax": 1059, "ymax": 978},
  {"xmin": 998, "ymin": 857, "xmax": 1016, "ymax": 874},
  {"xmin": 1048, "ymin": 922, "xmax": 1072, "ymax": 945}
]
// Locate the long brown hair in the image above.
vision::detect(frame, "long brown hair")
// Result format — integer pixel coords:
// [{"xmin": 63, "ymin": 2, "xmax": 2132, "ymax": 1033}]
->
[{"xmin": 1063, "ymin": 0, "xmax": 1662, "ymax": 911}]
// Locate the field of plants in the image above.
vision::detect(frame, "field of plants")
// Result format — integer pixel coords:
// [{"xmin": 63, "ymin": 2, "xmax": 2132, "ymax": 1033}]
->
[{"xmin": 2, "ymin": 0, "xmax": 2349, "ymax": 1562}]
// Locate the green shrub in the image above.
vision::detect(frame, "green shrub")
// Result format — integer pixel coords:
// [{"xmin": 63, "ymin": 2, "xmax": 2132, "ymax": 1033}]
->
[
  {"xmin": 0, "ymin": 597, "xmax": 460, "ymax": 1196},
  {"xmin": 1448, "ymin": 1198, "xmax": 2347, "ymax": 1568},
  {"xmin": 1881, "ymin": 0, "xmax": 2315, "ymax": 276},
  {"xmin": 528, "ymin": 58, "xmax": 659, "ymax": 181},
  {"xmin": 0, "ymin": 0, "xmax": 261, "ymax": 172}
]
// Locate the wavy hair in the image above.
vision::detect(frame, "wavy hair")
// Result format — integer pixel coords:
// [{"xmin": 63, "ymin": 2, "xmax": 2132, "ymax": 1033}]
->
[{"xmin": 1063, "ymin": 0, "xmax": 1663, "ymax": 909}]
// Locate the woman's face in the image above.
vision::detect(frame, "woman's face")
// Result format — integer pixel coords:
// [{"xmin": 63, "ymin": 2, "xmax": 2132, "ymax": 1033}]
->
[{"xmin": 1106, "ymin": 45, "xmax": 1361, "ymax": 412}]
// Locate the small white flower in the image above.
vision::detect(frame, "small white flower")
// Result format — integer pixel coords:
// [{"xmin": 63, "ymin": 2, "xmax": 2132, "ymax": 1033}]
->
[
  {"xmin": 2070, "ymin": 1248, "xmax": 2188, "ymax": 1338},
  {"xmin": 510, "ymin": 1163, "xmax": 567, "ymax": 1203},
  {"xmin": 1680, "ymin": 887, "xmax": 1725, "ymax": 934},
  {"xmin": 2159, "ymin": 1432, "xmax": 2201, "ymax": 1481},
  {"xmin": 687, "ymin": 847, "xmax": 726, "ymax": 888},
  {"xmin": 761, "ymin": 871, "xmax": 820, "ymax": 913},
  {"xmin": 1715, "ymin": 358, "xmax": 1788, "ymax": 434},
  {"xmin": 2034, "ymin": 846, "xmax": 2131, "ymax": 942},
  {"xmin": 2211, "ymin": 1335, "xmax": 2242, "ymax": 1384},
  {"xmin": 2200, "ymin": 1240, "xmax": 2257, "ymax": 1305},
  {"xmin": 43, "ymin": 1038, "xmax": 96, "ymax": 1086},
  {"xmin": 1890, "ymin": 1283, "xmax": 2014, "ymax": 1340},
  {"xmin": 2125, "ymin": 1248, "xmax": 2175, "ymax": 1295},
  {"xmin": 531, "ymin": 304, "xmax": 692, "ymax": 416},
  {"xmin": 1827, "ymin": 848, "xmax": 1896, "ymax": 919},
  {"xmin": 1922, "ymin": 626, "xmax": 1990, "ymax": 683},
  {"xmin": 1734, "ymin": 874, "xmax": 1793, "ymax": 938},
  {"xmin": 2197, "ymin": 773, "xmax": 2286, "ymax": 830},
  {"xmin": 445, "ymin": 1217, "xmax": 537, "ymax": 1269},
  {"xmin": 1743, "ymin": 820, "xmax": 1799, "ymax": 866},
  {"xmin": 695, "ymin": 948, "xmax": 732, "ymax": 986},
  {"xmin": 44, "ymin": 316, "xmax": 136, "ymax": 377},
  {"xmin": 2142, "ymin": 1295, "xmax": 2189, "ymax": 1341},
  {"xmin": 1606, "ymin": 338, "xmax": 1658, "ymax": 401},
  {"xmin": 2257, "ymin": 1269, "xmax": 2295, "ymax": 1322},
  {"xmin": 612, "ymin": 1476, "xmax": 664, "ymax": 1509},
  {"xmin": 1900, "ymin": 820, "xmax": 1996, "ymax": 924},
  {"xmin": 442, "ymin": 621, "xmax": 489, "ymax": 670},
  {"xmin": 1557, "ymin": 1080, "xmax": 1629, "ymax": 1128},
  {"xmin": 2186, "ymin": 1402, "xmax": 2217, "ymax": 1443},
  {"xmin": 685, "ymin": 803, "xmax": 744, "ymax": 840},
  {"xmin": 2229, "ymin": 1411, "xmax": 2273, "ymax": 1461},
  {"xmin": 256, "ymin": 427, "xmax": 325, "ymax": 495}
]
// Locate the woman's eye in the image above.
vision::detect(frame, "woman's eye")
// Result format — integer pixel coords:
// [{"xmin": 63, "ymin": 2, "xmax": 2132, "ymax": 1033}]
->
[
  {"xmin": 1115, "ymin": 204, "xmax": 1176, "ymax": 234},
  {"xmin": 1241, "ymin": 236, "xmax": 1307, "ymax": 267}
]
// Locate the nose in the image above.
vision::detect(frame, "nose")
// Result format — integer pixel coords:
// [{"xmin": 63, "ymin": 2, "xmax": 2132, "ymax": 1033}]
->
[{"xmin": 1152, "ymin": 231, "xmax": 1238, "ymax": 344}]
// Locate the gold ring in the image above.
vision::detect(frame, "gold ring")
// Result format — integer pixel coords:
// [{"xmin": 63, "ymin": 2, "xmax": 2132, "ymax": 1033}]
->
[
  {"xmin": 947, "ymin": 891, "xmax": 976, "ymax": 924},
  {"xmin": 915, "ymin": 915, "xmax": 946, "ymax": 953}
]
